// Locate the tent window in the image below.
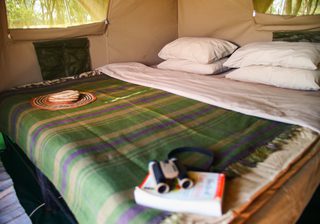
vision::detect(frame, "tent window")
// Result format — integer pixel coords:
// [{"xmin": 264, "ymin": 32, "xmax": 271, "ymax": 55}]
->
[
  {"xmin": 253, "ymin": 0, "xmax": 320, "ymax": 16},
  {"xmin": 252, "ymin": 0, "xmax": 320, "ymax": 31},
  {"xmin": 4, "ymin": 0, "xmax": 109, "ymax": 40},
  {"xmin": 6, "ymin": 0, "xmax": 109, "ymax": 29}
]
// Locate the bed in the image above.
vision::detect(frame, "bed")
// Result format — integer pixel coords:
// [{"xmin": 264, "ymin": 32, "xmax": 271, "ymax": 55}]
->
[
  {"xmin": 99, "ymin": 62, "xmax": 320, "ymax": 223},
  {"xmin": 0, "ymin": 36, "xmax": 319, "ymax": 223}
]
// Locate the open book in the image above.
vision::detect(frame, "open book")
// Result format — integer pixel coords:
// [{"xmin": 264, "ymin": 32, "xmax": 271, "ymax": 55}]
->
[{"xmin": 134, "ymin": 171, "xmax": 225, "ymax": 217}]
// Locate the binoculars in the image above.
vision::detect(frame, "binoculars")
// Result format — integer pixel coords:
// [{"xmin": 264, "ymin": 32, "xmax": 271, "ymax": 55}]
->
[{"xmin": 148, "ymin": 158, "xmax": 194, "ymax": 194}]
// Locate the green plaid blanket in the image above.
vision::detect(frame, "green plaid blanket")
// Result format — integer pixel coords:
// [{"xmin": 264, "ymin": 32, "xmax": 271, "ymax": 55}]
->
[{"xmin": 0, "ymin": 74, "xmax": 293, "ymax": 223}]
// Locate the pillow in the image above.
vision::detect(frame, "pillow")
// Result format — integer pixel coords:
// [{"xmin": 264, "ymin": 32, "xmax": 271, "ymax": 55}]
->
[
  {"xmin": 225, "ymin": 66, "xmax": 320, "ymax": 90},
  {"xmin": 157, "ymin": 58, "xmax": 229, "ymax": 75},
  {"xmin": 223, "ymin": 41, "xmax": 320, "ymax": 70},
  {"xmin": 158, "ymin": 37, "xmax": 238, "ymax": 64}
]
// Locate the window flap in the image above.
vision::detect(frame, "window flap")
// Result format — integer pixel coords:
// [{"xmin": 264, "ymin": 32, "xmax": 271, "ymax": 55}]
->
[
  {"xmin": 254, "ymin": 13, "xmax": 320, "ymax": 31},
  {"xmin": 9, "ymin": 21, "xmax": 107, "ymax": 41}
]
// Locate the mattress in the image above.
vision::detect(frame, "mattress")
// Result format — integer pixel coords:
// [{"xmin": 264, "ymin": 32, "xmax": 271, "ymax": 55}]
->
[{"xmin": 0, "ymin": 67, "xmax": 319, "ymax": 224}]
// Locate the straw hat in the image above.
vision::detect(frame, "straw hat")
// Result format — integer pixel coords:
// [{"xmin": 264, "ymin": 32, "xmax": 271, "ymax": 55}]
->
[{"xmin": 31, "ymin": 90, "xmax": 96, "ymax": 111}]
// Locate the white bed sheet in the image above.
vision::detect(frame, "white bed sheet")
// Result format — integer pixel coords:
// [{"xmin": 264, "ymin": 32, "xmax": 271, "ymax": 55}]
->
[{"xmin": 98, "ymin": 62, "xmax": 320, "ymax": 133}]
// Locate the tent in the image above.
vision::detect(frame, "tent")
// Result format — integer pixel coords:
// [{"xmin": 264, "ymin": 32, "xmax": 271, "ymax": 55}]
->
[{"xmin": 0, "ymin": 0, "xmax": 319, "ymax": 223}]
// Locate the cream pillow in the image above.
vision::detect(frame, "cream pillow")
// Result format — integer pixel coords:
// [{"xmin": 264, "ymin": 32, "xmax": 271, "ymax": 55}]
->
[
  {"xmin": 157, "ymin": 58, "xmax": 229, "ymax": 75},
  {"xmin": 158, "ymin": 37, "xmax": 238, "ymax": 64},
  {"xmin": 225, "ymin": 66, "xmax": 320, "ymax": 90},
  {"xmin": 223, "ymin": 41, "xmax": 320, "ymax": 70}
]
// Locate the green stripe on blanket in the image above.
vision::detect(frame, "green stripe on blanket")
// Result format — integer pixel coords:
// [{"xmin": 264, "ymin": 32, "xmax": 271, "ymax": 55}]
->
[{"xmin": 0, "ymin": 75, "xmax": 295, "ymax": 224}]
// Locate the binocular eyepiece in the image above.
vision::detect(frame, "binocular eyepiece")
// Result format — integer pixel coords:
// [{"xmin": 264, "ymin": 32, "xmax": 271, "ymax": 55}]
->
[{"xmin": 149, "ymin": 158, "xmax": 194, "ymax": 194}]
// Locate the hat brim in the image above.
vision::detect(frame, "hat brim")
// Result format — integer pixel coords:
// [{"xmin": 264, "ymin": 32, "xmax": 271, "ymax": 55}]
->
[{"xmin": 31, "ymin": 92, "xmax": 96, "ymax": 111}]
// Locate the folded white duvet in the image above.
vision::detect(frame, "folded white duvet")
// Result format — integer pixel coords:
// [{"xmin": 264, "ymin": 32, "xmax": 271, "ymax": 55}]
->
[{"xmin": 98, "ymin": 62, "xmax": 320, "ymax": 133}]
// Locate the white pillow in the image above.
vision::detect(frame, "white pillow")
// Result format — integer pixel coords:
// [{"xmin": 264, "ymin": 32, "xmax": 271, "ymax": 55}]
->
[
  {"xmin": 158, "ymin": 37, "xmax": 238, "ymax": 64},
  {"xmin": 223, "ymin": 41, "xmax": 320, "ymax": 70},
  {"xmin": 225, "ymin": 66, "xmax": 320, "ymax": 90},
  {"xmin": 157, "ymin": 58, "xmax": 229, "ymax": 75}
]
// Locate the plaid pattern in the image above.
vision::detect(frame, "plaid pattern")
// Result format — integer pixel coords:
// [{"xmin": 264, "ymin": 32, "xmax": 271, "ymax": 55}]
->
[{"xmin": 0, "ymin": 75, "xmax": 293, "ymax": 224}]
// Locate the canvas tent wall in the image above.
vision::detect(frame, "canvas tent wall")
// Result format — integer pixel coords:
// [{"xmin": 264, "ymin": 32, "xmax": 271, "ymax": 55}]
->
[
  {"xmin": 0, "ymin": 0, "xmax": 319, "ymax": 92},
  {"xmin": 179, "ymin": 0, "xmax": 320, "ymax": 43},
  {"xmin": 0, "ymin": 0, "xmax": 178, "ymax": 91}
]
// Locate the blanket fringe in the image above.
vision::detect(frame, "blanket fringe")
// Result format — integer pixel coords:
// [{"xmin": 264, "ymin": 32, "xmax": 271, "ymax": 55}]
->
[{"xmin": 224, "ymin": 126, "xmax": 301, "ymax": 178}]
